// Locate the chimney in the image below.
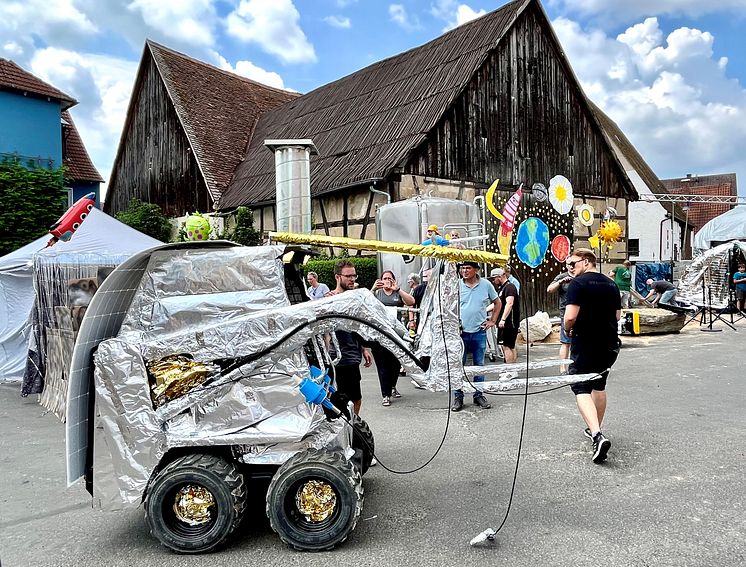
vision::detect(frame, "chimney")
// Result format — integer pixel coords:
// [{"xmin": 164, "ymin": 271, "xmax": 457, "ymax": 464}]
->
[{"xmin": 264, "ymin": 139, "xmax": 318, "ymax": 234}]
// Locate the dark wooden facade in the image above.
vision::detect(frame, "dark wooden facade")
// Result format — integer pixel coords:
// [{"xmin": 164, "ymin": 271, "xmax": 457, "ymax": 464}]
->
[
  {"xmin": 105, "ymin": 54, "xmax": 210, "ymax": 217},
  {"xmin": 406, "ymin": 3, "xmax": 629, "ymax": 198}
]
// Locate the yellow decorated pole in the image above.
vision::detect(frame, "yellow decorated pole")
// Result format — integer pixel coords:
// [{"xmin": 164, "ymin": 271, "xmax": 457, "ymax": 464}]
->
[{"xmin": 268, "ymin": 232, "xmax": 509, "ymax": 265}]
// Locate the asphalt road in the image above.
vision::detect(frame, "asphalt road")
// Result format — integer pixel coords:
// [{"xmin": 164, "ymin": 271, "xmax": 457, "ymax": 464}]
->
[{"xmin": 1, "ymin": 320, "xmax": 745, "ymax": 567}]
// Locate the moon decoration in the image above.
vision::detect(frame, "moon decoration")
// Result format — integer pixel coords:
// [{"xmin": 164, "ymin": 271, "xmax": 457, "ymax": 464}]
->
[
  {"xmin": 497, "ymin": 184, "xmax": 523, "ymax": 256},
  {"xmin": 515, "ymin": 217, "xmax": 549, "ymax": 269},
  {"xmin": 551, "ymin": 235, "xmax": 571, "ymax": 263},
  {"xmin": 485, "ymin": 179, "xmax": 506, "ymax": 221},
  {"xmin": 577, "ymin": 203, "xmax": 595, "ymax": 227},
  {"xmin": 532, "ymin": 182, "xmax": 548, "ymax": 202},
  {"xmin": 548, "ymin": 175, "xmax": 574, "ymax": 215}
]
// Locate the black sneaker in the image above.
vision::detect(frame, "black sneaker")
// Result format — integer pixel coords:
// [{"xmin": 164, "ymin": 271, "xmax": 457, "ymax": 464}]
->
[
  {"xmin": 473, "ymin": 395, "xmax": 492, "ymax": 409},
  {"xmin": 584, "ymin": 428, "xmax": 593, "ymax": 440},
  {"xmin": 592, "ymin": 432, "xmax": 611, "ymax": 463},
  {"xmin": 451, "ymin": 398, "xmax": 464, "ymax": 412}
]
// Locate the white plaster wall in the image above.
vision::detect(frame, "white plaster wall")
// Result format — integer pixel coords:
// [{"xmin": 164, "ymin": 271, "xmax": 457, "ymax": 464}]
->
[{"xmin": 626, "ymin": 170, "xmax": 681, "ymax": 262}]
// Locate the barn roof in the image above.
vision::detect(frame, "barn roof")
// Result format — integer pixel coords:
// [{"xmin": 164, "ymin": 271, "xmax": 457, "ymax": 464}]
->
[
  {"xmin": 139, "ymin": 41, "xmax": 299, "ymax": 202},
  {"xmin": 62, "ymin": 111, "xmax": 104, "ymax": 183},
  {"xmin": 219, "ymin": 0, "xmax": 530, "ymax": 208},
  {"xmin": 590, "ymin": 101, "xmax": 687, "ymax": 223},
  {"xmin": 0, "ymin": 58, "xmax": 77, "ymax": 110}
]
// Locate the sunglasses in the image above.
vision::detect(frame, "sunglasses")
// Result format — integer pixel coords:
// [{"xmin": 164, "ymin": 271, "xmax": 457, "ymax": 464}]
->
[{"xmin": 566, "ymin": 259, "xmax": 585, "ymax": 268}]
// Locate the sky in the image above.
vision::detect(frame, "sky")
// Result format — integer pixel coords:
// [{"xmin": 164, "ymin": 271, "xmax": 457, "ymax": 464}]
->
[{"xmin": 3, "ymin": 0, "xmax": 746, "ymax": 199}]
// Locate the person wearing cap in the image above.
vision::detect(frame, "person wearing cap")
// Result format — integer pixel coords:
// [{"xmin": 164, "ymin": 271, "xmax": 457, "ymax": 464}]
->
[
  {"xmin": 421, "ymin": 224, "xmax": 449, "ymax": 246},
  {"xmin": 489, "ymin": 267, "xmax": 520, "ymax": 363},
  {"xmin": 453, "ymin": 261, "xmax": 500, "ymax": 412}
]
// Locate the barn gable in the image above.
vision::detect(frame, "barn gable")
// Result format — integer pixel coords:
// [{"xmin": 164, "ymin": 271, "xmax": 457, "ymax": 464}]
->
[
  {"xmin": 219, "ymin": 0, "xmax": 637, "ymax": 209},
  {"xmin": 105, "ymin": 41, "xmax": 297, "ymax": 216}
]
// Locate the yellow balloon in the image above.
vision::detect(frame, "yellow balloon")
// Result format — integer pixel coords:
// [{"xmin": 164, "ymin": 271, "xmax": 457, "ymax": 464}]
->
[{"xmin": 485, "ymin": 179, "xmax": 506, "ymax": 221}]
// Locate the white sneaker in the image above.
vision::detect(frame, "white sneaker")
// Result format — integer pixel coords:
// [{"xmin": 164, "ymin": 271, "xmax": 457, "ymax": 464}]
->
[
  {"xmin": 382, "ymin": 396, "xmax": 391, "ymax": 407},
  {"xmin": 370, "ymin": 457, "xmax": 378, "ymax": 466}
]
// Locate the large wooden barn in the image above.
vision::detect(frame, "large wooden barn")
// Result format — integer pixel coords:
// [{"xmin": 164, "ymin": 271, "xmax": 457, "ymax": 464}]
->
[{"xmin": 106, "ymin": 0, "xmax": 641, "ymax": 295}]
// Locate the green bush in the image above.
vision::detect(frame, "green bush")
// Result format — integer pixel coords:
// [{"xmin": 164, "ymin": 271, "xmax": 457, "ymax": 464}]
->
[
  {"xmin": 304, "ymin": 256, "xmax": 378, "ymax": 291},
  {"xmin": 115, "ymin": 199, "xmax": 174, "ymax": 242},
  {"xmin": 230, "ymin": 206, "xmax": 261, "ymax": 246},
  {"xmin": 0, "ymin": 160, "xmax": 67, "ymax": 255}
]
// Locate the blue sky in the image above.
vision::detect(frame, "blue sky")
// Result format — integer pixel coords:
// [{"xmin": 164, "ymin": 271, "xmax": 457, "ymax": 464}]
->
[{"xmin": 3, "ymin": 0, "xmax": 746, "ymax": 198}]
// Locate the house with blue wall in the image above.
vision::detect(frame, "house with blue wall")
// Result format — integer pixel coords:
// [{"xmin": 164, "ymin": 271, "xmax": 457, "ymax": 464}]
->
[{"xmin": 0, "ymin": 58, "xmax": 103, "ymax": 205}]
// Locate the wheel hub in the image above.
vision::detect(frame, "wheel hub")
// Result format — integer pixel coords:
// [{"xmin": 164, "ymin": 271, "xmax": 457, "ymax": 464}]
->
[
  {"xmin": 172, "ymin": 485, "xmax": 215, "ymax": 526},
  {"xmin": 296, "ymin": 480, "xmax": 337, "ymax": 522}
]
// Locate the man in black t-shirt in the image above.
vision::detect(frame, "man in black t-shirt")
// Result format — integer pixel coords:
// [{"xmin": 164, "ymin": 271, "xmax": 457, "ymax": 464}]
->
[
  {"xmin": 489, "ymin": 268, "xmax": 520, "ymax": 363},
  {"xmin": 564, "ymin": 248, "xmax": 621, "ymax": 464}
]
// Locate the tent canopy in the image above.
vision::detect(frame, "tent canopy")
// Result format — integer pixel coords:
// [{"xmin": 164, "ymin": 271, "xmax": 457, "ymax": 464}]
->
[
  {"xmin": 694, "ymin": 206, "xmax": 746, "ymax": 250},
  {"xmin": 0, "ymin": 208, "xmax": 162, "ymax": 382}
]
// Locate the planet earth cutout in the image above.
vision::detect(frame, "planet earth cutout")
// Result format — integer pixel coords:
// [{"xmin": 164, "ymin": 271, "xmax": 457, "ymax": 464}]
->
[{"xmin": 515, "ymin": 217, "xmax": 550, "ymax": 268}]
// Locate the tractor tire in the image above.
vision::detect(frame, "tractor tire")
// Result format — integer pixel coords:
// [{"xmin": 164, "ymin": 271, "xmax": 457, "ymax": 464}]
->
[
  {"xmin": 351, "ymin": 414, "xmax": 375, "ymax": 475},
  {"xmin": 266, "ymin": 448, "xmax": 363, "ymax": 551},
  {"xmin": 144, "ymin": 453, "xmax": 247, "ymax": 554}
]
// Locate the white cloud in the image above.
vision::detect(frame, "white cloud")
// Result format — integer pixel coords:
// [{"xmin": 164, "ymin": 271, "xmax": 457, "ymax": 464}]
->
[
  {"xmin": 126, "ymin": 0, "xmax": 217, "ymax": 47},
  {"xmin": 0, "ymin": 0, "xmax": 97, "ymax": 63},
  {"xmin": 430, "ymin": 0, "xmax": 485, "ymax": 31},
  {"xmin": 389, "ymin": 4, "xmax": 421, "ymax": 30},
  {"xmin": 29, "ymin": 48, "xmax": 139, "ymax": 196},
  {"xmin": 550, "ymin": 0, "xmax": 746, "ymax": 22},
  {"xmin": 324, "ymin": 15, "xmax": 352, "ymax": 29},
  {"xmin": 212, "ymin": 52, "xmax": 288, "ymax": 90},
  {"xmin": 226, "ymin": 0, "xmax": 317, "ymax": 64},
  {"xmin": 552, "ymin": 16, "xmax": 746, "ymax": 188},
  {"xmin": 336, "ymin": 0, "xmax": 358, "ymax": 7}
]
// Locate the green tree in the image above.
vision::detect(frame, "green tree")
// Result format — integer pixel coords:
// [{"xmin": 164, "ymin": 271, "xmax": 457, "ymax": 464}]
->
[
  {"xmin": 304, "ymin": 256, "xmax": 378, "ymax": 290},
  {"xmin": 230, "ymin": 206, "xmax": 261, "ymax": 246},
  {"xmin": 0, "ymin": 160, "xmax": 67, "ymax": 256},
  {"xmin": 115, "ymin": 199, "xmax": 174, "ymax": 242}
]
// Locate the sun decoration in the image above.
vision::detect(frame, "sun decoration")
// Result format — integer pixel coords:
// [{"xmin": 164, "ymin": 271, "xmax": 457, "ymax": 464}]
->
[
  {"xmin": 548, "ymin": 175, "xmax": 574, "ymax": 215},
  {"xmin": 598, "ymin": 220, "xmax": 623, "ymax": 246}
]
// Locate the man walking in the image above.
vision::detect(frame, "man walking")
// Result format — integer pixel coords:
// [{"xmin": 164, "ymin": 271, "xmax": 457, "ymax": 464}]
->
[
  {"xmin": 489, "ymin": 268, "xmax": 520, "ymax": 363},
  {"xmin": 306, "ymin": 271, "xmax": 330, "ymax": 300},
  {"xmin": 452, "ymin": 262, "xmax": 500, "ymax": 412},
  {"xmin": 325, "ymin": 260, "xmax": 372, "ymax": 415},
  {"xmin": 610, "ymin": 260, "xmax": 632, "ymax": 308},
  {"xmin": 564, "ymin": 248, "xmax": 621, "ymax": 464}
]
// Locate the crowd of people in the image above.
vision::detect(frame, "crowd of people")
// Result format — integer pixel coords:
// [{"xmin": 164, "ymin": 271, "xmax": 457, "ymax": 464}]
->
[{"xmin": 303, "ymin": 222, "xmax": 685, "ymax": 464}]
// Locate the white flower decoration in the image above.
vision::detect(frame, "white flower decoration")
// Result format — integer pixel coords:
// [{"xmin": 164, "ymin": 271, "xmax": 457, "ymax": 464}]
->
[{"xmin": 548, "ymin": 175, "xmax": 574, "ymax": 215}]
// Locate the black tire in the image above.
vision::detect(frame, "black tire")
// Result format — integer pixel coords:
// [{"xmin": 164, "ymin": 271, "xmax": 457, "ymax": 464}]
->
[
  {"xmin": 351, "ymin": 415, "xmax": 375, "ymax": 475},
  {"xmin": 144, "ymin": 454, "xmax": 247, "ymax": 554},
  {"xmin": 266, "ymin": 448, "xmax": 363, "ymax": 551}
]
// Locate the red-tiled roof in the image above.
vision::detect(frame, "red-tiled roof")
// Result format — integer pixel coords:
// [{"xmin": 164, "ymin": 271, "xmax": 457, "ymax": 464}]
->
[
  {"xmin": 0, "ymin": 58, "xmax": 77, "ymax": 110},
  {"xmin": 62, "ymin": 111, "xmax": 103, "ymax": 183},
  {"xmin": 146, "ymin": 41, "xmax": 299, "ymax": 202},
  {"xmin": 662, "ymin": 174, "xmax": 738, "ymax": 231}
]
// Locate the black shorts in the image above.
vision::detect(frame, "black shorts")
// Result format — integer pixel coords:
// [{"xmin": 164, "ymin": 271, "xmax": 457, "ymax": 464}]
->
[
  {"xmin": 334, "ymin": 363, "xmax": 362, "ymax": 402},
  {"xmin": 569, "ymin": 346, "xmax": 619, "ymax": 395},
  {"xmin": 737, "ymin": 289, "xmax": 746, "ymax": 301},
  {"xmin": 498, "ymin": 324, "xmax": 518, "ymax": 349}
]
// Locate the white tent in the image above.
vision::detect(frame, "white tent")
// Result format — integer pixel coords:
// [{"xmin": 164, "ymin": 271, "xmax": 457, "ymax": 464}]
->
[
  {"xmin": 0, "ymin": 208, "xmax": 161, "ymax": 382},
  {"xmin": 694, "ymin": 206, "xmax": 746, "ymax": 251}
]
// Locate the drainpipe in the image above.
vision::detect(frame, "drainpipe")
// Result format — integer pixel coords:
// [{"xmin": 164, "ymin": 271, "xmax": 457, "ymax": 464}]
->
[
  {"xmin": 369, "ymin": 182, "xmax": 391, "ymax": 204},
  {"xmin": 659, "ymin": 212, "xmax": 671, "ymax": 274},
  {"xmin": 264, "ymin": 139, "xmax": 318, "ymax": 234}
]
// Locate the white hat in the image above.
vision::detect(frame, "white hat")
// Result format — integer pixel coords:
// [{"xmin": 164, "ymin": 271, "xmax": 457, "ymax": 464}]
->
[{"xmin": 490, "ymin": 267, "xmax": 505, "ymax": 278}]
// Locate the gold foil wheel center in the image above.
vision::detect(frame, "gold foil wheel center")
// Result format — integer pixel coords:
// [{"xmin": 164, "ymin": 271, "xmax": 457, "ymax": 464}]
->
[
  {"xmin": 296, "ymin": 480, "xmax": 337, "ymax": 522},
  {"xmin": 173, "ymin": 485, "xmax": 215, "ymax": 526}
]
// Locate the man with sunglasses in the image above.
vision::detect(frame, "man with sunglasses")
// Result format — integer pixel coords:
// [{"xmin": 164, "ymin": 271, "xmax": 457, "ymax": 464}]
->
[
  {"xmin": 326, "ymin": 260, "xmax": 373, "ymax": 415},
  {"xmin": 564, "ymin": 249, "xmax": 622, "ymax": 464}
]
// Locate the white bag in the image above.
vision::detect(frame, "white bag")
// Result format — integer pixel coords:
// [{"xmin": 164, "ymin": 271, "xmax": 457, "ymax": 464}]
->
[{"xmin": 518, "ymin": 311, "xmax": 552, "ymax": 342}]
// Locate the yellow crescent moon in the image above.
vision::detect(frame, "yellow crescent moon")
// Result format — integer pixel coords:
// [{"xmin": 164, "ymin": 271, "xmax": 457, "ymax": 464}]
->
[{"xmin": 486, "ymin": 179, "xmax": 505, "ymax": 221}]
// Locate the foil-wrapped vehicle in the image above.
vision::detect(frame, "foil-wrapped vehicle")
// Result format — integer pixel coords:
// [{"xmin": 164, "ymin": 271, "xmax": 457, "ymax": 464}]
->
[
  {"xmin": 66, "ymin": 238, "xmax": 594, "ymax": 554},
  {"xmin": 65, "ymin": 241, "xmax": 426, "ymax": 553}
]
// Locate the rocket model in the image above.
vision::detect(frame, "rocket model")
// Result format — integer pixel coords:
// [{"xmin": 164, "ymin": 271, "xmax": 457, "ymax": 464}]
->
[
  {"xmin": 47, "ymin": 192, "xmax": 96, "ymax": 246},
  {"xmin": 497, "ymin": 184, "xmax": 523, "ymax": 256}
]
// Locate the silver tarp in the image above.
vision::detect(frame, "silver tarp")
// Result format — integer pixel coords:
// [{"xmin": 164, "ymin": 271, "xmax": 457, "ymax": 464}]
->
[{"xmin": 678, "ymin": 241, "xmax": 746, "ymax": 309}]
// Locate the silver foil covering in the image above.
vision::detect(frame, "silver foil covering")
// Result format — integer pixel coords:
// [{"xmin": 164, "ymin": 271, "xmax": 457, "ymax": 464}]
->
[
  {"xmin": 678, "ymin": 241, "xmax": 746, "ymax": 309},
  {"xmin": 92, "ymin": 245, "xmax": 422, "ymax": 509}
]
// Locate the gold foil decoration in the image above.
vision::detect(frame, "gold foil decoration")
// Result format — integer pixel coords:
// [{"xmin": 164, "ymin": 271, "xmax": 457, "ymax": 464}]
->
[
  {"xmin": 147, "ymin": 354, "xmax": 216, "ymax": 407},
  {"xmin": 269, "ymin": 232, "xmax": 509, "ymax": 264},
  {"xmin": 296, "ymin": 480, "xmax": 337, "ymax": 522},
  {"xmin": 173, "ymin": 485, "xmax": 215, "ymax": 526}
]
